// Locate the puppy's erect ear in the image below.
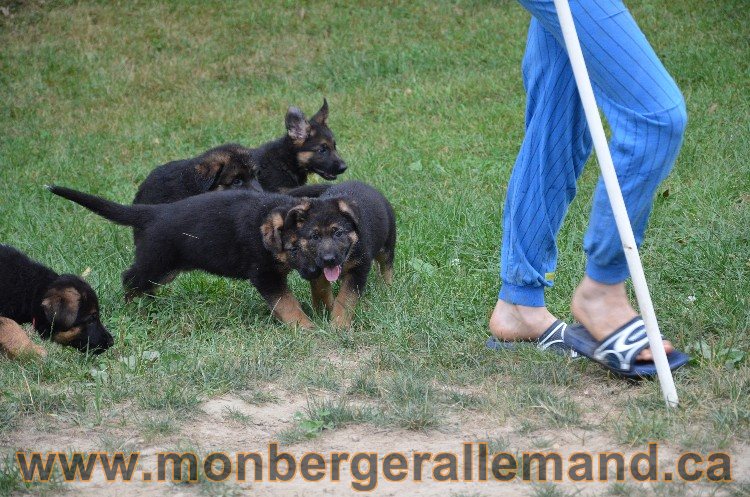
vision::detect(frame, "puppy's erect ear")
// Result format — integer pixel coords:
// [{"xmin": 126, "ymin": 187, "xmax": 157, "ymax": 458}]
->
[
  {"xmin": 41, "ymin": 287, "xmax": 80, "ymax": 330},
  {"xmin": 337, "ymin": 199, "xmax": 360, "ymax": 230},
  {"xmin": 261, "ymin": 209, "xmax": 286, "ymax": 253},
  {"xmin": 284, "ymin": 201, "xmax": 312, "ymax": 229},
  {"xmin": 311, "ymin": 98, "xmax": 329, "ymax": 126},
  {"xmin": 195, "ymin": 160, "xmax": 224, "ymax": 192},
  {"xmin": 286, "ymin": 107, "xmax": 311, "ymax": 146}
]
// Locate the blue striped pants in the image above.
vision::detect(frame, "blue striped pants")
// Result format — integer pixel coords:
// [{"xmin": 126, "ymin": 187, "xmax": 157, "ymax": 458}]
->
[{"xmin": 499, "ymin": 0, "xmax": 688, "ymax": 307}]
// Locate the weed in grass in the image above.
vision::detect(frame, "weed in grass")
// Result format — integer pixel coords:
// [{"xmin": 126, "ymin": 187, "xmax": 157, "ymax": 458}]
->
[
  {"xmin": 98, "ymin": 434, "xmax": 139, "ymax": 457},
  {"xmin": 198, "ymin": 481, "xmax": 245, "ymax": 497},
  {"xmin": 518, "ymin": 419, "xmax": 539, "ymax": 436},
  {"xmin": 530, "ymin": 484, "xmax": 575, "ymax": 497},
  {"xmin": 443, "ymin": 389, "xmax": 483, "ymax": 409},
  {"xmin": 712, "ymin": 405, "xmax": 750, "ymax": 435},
  {"xmin": 478, "ymin": 435, "xmax": 511, "ymax": 454},
  {"xmin": 383, "ymin": 368, "xmax": 440, "ymax": 430},
  {"xmin": 728, "ymin": 483, "xmax": 750, "ymax": 497},
  {"xmin": 0, "ymin": 402, "xmax": 17, "ymax": 433},
  {"xmin": 222, "ymin": 407, "xmax": 253, "ymax": 426},
  {"xmin": 140, "ymin": 414, "xmax": 178, "ymax": 441},
  {"xmin": 278, "ymin": 398, "xmax": 377, "ymax": 444},
  {"xmin": 237, "ymin": 390, "xmax": 277, "ymax": 406},
  {"xmin": 649, "ymin": 482, "xmax": 694, "ymax": 497},
  {"xmin": 295, "ymin": 358, "xmax": 341, "ymax": 391},
  {"xmin": 607, "ymin": 482, "xmax": 635, "ymax": 496},
  {"xmin": 530, "ymin": 437, "xmax": 553, "ymax": 450},
  {"xmin": 138, "ymin": 379, "xmax": 201, "ymax": 411},
  {"xmin": 348, "ymin": 364, "xmax": 381, "ymax": 398},
  {"xmin": 614, "ymin": 405, "xmax": 672, "ymax": 445},
  {"xmin": 518, "ymin": 387, "xmax": 582, "ymax": 428},
  {"xmin": 385, "ymin": 398, "xmax": 438, "ymax": 431}
]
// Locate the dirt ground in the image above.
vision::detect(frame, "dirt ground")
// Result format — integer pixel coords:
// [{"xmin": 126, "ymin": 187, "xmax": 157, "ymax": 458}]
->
[{"xmin": 4, "ymin": 390, "xmax": 748, "ymax": 497}]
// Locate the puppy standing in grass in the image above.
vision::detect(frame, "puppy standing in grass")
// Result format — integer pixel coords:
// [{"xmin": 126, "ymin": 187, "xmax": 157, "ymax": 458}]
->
[
  {"xmin": 0, "ymin": 245, "xmax": 113, "ymax": 358},
  {"xmin": 133, "ymin": 100, "xmax": 347, "ymax": 204},
  {"xmin": 48, "ymin": 186, "xmax": 317, "ymax": 329},
  {"xmin": 263, "ymin": 181, "xmax": 396, "ymax": 328}
]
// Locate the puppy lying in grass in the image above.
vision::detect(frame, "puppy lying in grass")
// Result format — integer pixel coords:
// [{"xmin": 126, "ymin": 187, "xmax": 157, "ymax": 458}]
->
[
  {"xmin": 0, "ymin": 244, "xmax": 113, "ymax": 358},
  {"xmin": 262, "ymin": 181, "xmax": 396, "ymax": 328},
  {"xmin": 48, "ymin": 186, "xmax": 317, "ymax": 329},
  {"xmin": 133, "ymin": 100, "xmax": 347, "ymax": 204}
]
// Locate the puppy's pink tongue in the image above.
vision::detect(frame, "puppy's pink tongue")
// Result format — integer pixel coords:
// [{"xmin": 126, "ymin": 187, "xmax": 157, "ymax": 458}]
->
[{"xmin": 323, "ymin": 266, "xmax": 341, "ymax": 282}]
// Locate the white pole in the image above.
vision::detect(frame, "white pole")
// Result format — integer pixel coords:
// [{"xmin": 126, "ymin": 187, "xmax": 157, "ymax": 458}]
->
[{"xmin": 552, "ymin": 0, "xmax": 679, "ymax": 407}]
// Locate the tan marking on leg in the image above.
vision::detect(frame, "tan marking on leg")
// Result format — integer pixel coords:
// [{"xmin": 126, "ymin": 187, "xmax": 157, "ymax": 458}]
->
[
  {"xmin": 270, "ymin": 291, "xmax": 314, "ymax": 329},
  {"xmin": 51, "ymin": 327, "xmax": 82, "ymax": 345},
  {"xmin": 310, "ymin": 276, "xmax": 334, "ymax": 313},
  {"xmin": 375, "ymin": 253, "xmax": 394, "ymax": 285},
  {"xmin": 0, "ymin": 317, "xmax": 47, "ymax": 359},
  {"xmin": 331, "ymin": 275, "xmax": 360, "ymax": 329}
]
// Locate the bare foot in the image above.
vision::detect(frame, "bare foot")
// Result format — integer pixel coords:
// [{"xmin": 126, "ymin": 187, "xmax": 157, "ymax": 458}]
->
[
  {"xmin": 489, "ymin": 299, "xmax": 557, "ymax": 341},
  {"xmin": 571, "ymin": 276, "xmax": 673, "ymax": 361}
]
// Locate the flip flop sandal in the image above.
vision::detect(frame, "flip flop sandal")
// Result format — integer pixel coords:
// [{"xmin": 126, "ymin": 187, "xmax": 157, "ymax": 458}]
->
[
  {"xmin": 486, "ymin": 320, "xmax": 579, "ymax": 357},
  {"xmin": 564, "ymin": 316, "xmax": 690, "ymax": 378}
]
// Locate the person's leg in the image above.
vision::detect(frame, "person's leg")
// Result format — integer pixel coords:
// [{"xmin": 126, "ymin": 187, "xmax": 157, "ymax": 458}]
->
[
  {"xmin": 491, "ymin": 16, "xmax": 592, "ymax": 341},
  {"xmin": 516, "ymin": 0, "xmax": 687, "ymax": 357}
]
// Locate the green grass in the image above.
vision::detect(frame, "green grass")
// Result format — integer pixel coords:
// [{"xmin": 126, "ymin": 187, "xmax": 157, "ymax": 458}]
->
[
  {"xmin": 0, "ymin": 0, "xmax": 748, "ymax": 485},
  {"xmin": 277, "ymin": 397, "xmax": 377, "ymax": 444}
]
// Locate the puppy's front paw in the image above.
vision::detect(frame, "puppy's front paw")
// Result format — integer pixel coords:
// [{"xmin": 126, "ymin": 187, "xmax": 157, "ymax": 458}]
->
[
  {"xmin": 330, "ymin": 305, "xmax": 353, "ymax": 329},
  {"xmin": 297, "ymin": 315, "xmax": 316, "ymax": 330}
]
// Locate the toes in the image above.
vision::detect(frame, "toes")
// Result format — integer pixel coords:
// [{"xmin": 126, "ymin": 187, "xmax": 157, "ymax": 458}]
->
[{"xmin": 636, "ymin": 340, "xmax": 674, "ymax": 362}]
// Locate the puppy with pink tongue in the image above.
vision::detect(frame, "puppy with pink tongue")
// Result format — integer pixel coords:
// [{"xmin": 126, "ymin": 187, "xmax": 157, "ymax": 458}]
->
[
  {"xmin": 264, "ymin": 181, "xmax": 396, "ymax": 328},
  {"xmin": 323, "ymin": 265, "xmax": 342, "ymax": 282}
]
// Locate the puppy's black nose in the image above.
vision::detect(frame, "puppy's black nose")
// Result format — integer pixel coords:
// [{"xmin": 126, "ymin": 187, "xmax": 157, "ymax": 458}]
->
[
  {"xmin": 322, "ymin": 254, "xmax": 337, "ymax": 266},
  {"xmin": 336, "ymin": 162, "xmax": 347, "ymax": 174}
]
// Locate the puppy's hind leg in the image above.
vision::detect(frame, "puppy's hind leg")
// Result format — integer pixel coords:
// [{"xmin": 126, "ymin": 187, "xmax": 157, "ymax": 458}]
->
[
  {"xmin": 375, "ymin": 251, "xmax": 394, "ymax": 285},
  {"xmin": 122, "ymin": 263, "xmax": 175, "ymax": 301},
  {"xmin": 0, "ymin": 317, "xmax": 46, "ymax": 359},
  {"xmin": 377, "ymin": 215, "xmax": 397, "ymax": 285},
  {"xmin": 122, "ymin": 266, "xmax": 156, "ymax": 301},
  {"xmin": 122, "ymin": 244, "xmax": 177, "ymax": 301}
]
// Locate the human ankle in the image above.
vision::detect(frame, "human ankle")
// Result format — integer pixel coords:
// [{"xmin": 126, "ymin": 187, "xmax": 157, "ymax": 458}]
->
[
  {"xmin": 571, "ymin": 277, "xmax": 637, "ymax": 339},
  {"xmin": 489, "ymin": 300, "xmax": 556, "ymax": 341}
]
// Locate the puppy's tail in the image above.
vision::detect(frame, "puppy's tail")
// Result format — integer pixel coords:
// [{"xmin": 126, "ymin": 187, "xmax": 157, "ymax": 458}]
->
[{"xmin": 46, "ymin": 185, "xmax": 151, "ymax": 227}]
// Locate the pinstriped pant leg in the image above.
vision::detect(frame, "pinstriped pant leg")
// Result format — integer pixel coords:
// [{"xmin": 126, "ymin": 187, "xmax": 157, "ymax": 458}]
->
[
  {"xmin": 500, "ymin": 0, "xmax": 687, "ymax": 303},
  {"xmin": 499, "ymin": 17, "xmax": 592, "ymax": 307}
]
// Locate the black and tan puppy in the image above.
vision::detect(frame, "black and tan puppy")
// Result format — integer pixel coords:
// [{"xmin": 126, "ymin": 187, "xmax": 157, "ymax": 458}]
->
[
  {"xmin": 133, "ymin": 143, "xmax": 256, "ymax": 204},
  {"xmin": 48, "ymin": 186, "xmax": 315, "ymax": 329},
  {"xmin": 262, "ymin": 181, "xmax": 396, "ymax": 328},
  {"xmin": 0, "ymin": 245, "xmax": 113, "ymax": 357},
  {"xmin": 251, "ymin": 99, "xmax": 347, "ymax": 192},
  {"xmin": 133, "ymin": 100, "xmax": 347, "ymax": 204}
]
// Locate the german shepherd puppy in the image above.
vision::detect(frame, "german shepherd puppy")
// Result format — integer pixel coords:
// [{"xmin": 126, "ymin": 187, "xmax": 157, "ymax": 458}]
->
[
  {"xmin": 133, "ymin": 143, "xmax": 256, "ymax": 204},
  {"xmin": 251, "ymin": 99, "xmax": 347, "ymax": 191},
  {"xmin": 48, "ymin": 187, "xmax": 315, "ymax": 329},
  {"xmin": 0, "ymin": 245, "xmax": 113, "ymax": 357},
  {"xmin": 133, "ymin": 100, "xmax": 347, "ymax": 204},
  {"xmin": 261, "ymin": 181, "xmax": 396, "ymax": 328}
]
